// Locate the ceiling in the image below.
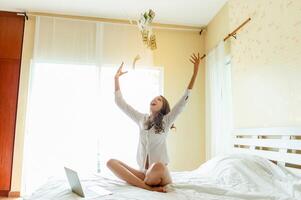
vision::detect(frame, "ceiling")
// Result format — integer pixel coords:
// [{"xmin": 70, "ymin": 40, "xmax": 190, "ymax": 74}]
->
[{"xmin": 1, "ymin": 0, "xmax": 228, "ymax": 27}]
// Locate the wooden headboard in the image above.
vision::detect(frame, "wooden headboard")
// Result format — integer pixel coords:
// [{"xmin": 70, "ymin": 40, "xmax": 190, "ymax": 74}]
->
[{"xmin": 232, "ymin": 127, "xmax": 301, "ymax": 176}]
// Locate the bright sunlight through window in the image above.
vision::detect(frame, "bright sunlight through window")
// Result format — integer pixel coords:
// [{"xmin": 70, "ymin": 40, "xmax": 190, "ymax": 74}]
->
[{"xmin": 22, "ymin": 63, "xmax": 163, "ymax": 195}]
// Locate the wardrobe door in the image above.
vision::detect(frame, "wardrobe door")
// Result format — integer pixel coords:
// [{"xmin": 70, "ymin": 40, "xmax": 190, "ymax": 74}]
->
[
  {"xmin": 0, "ymin": 60, "xmax": 21, "ymax": 191},
  {"xmin": 0, "ymin": 11, "xmax": 25, "ymax": 195}
]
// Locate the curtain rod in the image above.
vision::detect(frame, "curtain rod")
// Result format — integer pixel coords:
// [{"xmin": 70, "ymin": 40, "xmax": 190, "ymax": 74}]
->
[
  {"xmin": 224, "ymin": 17, "xmax": 251, "ymax": 41},
  {"xmin": 16, "ymin": 12, "xmax": 28, "ymax": 20},
  {"xmin": 200, "ymin": 17, "xmax": 251, "ymax": 60},
  {"xmin": 26, "ymin": 12, "xmax": 204, "ymax": 32}
]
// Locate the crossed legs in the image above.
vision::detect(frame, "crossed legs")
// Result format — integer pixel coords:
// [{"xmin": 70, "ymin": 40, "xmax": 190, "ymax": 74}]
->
[
  {"xmin": 144, "ymin": 162, "xmax": 172, "ymax": 186},
  {"xmin": 106, "ymin": 159, "xmax": 172, "ymax": 192}
]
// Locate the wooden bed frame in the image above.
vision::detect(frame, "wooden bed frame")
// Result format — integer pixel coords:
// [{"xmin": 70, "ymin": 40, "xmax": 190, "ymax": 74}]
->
[{"xmin": 232, "ymin": 127, "xmax": 301, "ymax": 177}]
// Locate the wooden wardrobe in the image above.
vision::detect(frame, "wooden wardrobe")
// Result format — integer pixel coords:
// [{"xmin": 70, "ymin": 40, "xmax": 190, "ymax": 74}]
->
[{"xmin": 0, "ymin": 11, "xmax": 25, "ymax": 196}]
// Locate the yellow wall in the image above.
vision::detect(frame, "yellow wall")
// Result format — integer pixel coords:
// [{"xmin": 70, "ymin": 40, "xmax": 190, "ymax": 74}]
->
[
  {"xmin": 229, "ymin": 0, "xmax": 301, "ymax": 128},
  {"xmin": 153, "ymin": 29, "xmax": 205, "ymax": 171},
  {"xmin": 205, "ymin": 2, "xmax": 229, "ymax": 53},
  {"xmin": 12, "ymin": 16, "xmax": 205, "ymax": 192},
  {"xmin": 205, "ymin": 0, "xmax": 301, "ymax": 128}
]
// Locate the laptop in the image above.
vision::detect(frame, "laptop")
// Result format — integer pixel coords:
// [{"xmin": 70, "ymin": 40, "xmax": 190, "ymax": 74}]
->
[{"xmin": 64, "ymin": 167, "xmax": 112, "ymax": 198}]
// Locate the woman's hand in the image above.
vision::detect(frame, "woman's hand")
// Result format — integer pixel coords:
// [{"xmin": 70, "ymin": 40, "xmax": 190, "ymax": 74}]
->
[
  {"xmin": 115, "ymin": 62, "xmax": 127, "ymax": 91},
  {"xmin": 189, "ymin": 53, "xmax": 200, "ymax": 76},
  {"xmin": 188, "ymin": 53, "xmax": 201, "ymax": 89},
  {"xmin": 115, "ymin": 62, "xmax": 128, "ymax": 79}
]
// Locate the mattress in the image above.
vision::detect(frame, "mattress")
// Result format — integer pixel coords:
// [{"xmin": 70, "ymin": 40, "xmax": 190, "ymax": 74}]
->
[{"xmin": 24, "ymin": 154, "xmax": 301, "ymax": 200}]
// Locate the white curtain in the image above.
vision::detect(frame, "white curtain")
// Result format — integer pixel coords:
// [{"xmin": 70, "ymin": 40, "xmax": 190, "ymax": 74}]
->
[
  {"xmin": 205, "ymin": 42, "xmax": 232, "ymax": 160},
  {"xmin": 22, "ymin": 16, "xmax": 161, "ymax": 195},
  {"xmin": 32, "ymin": 17, "xmax": 153, "ymax": 66},
  {"xmin": 33, "ymin": 17, "xmax": 97, "ymax": 65},
  {"xmin": 101, "ymin": 23, "xmax": 153, "ymax": 66}
]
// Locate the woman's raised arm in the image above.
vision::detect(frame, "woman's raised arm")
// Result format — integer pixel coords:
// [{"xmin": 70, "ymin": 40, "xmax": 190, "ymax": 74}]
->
[
  {"xmin": 114, "ymin": 62, "xmax": 144, "ymax": 124},
  {"xmin": 188, "ymin": 53, "xmax": 201, "ymax": 90},
  {"xmin": 115, "ymin": 62, "xmax": 128, "ymax": 91},
  {"xmin": 164, "ymin": 53, "xmax": 201, "ymax": 128}
]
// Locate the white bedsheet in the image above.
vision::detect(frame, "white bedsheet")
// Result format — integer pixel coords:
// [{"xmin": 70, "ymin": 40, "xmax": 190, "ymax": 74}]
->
[{"xmin": 25, "ymin": 154, "xmax": 301, "ymax": 200}]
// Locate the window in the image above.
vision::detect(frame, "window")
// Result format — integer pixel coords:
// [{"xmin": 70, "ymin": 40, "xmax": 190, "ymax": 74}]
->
[{"xmin": 22, "ymin": 63, "xmax": 163, "ymax": 195}]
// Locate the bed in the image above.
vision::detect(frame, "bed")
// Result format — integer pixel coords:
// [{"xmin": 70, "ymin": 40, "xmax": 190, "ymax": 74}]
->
[{"xmin": 25, "ymin": 127, "xmax": 301, "ymax": 200}]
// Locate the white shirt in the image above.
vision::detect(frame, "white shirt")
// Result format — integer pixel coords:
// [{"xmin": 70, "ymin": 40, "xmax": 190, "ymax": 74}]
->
[{"xmin": 115, "ymin": 89, "xmax": 191, "ymax": 171}]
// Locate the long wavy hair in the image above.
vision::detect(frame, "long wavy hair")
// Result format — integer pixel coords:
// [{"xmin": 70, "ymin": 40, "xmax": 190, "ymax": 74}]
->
[{"xmin": 144, "ymin": 95, "xmax": 175, "ymax": 134}]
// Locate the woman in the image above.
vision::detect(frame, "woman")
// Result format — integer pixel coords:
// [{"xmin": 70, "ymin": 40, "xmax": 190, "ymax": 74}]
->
[{"xmin": 107, "ymin": 53, "xmax": 201, "ymax": 192}]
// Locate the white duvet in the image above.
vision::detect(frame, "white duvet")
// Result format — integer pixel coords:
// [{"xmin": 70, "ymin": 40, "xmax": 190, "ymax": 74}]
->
[{"xmin": 25, "ymin": 154, "xmax": 301, "ymax": 200}]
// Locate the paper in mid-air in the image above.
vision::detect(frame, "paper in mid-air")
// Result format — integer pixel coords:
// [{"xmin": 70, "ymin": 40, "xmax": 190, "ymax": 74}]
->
[{"xmin": 137, "ymin": 9, "xmax": 157, "ymax": 50}]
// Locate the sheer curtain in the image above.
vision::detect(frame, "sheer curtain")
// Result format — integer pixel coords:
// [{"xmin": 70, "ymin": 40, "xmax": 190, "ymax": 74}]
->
[
  {"xmin": 205, "ymin": 42, "xmax": 232, "ymax": 160},
  {"xmin": 22, "ymin": 16, "xmax": 161, "ymax": 195}
]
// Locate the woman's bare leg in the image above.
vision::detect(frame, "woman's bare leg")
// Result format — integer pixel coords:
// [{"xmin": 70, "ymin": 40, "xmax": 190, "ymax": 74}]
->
[
  {"xmin": 107, "ymin": 159, "xmax": 145, "ymax": 180},
  {"xmin": 144, "ymin": 162, "xmax": 172, "ymax": 187},
  {"xmin": 106, "ymin": 159, "xmax": 165, "ymax": 192}
]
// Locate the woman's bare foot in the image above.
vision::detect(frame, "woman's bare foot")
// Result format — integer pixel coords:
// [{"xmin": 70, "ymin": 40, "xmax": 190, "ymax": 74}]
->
[
  {"xmin": 143, "ymin": 184, "xmax": 166, "ymax": 193},
  {"xmin": 151, "ymin": 186, "xmax": 167, "ymax": 193}
]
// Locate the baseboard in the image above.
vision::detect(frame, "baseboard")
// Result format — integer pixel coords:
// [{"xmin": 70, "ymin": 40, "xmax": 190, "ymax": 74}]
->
[{"xmin": 8, "ymin": 191, "xmax": 21, "ymax": 197}]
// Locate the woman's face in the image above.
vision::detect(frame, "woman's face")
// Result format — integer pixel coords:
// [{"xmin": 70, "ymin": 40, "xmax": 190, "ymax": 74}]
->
[{"xmin": 150, "ymin": 96, "xmax": 164, "ymax": 114}]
